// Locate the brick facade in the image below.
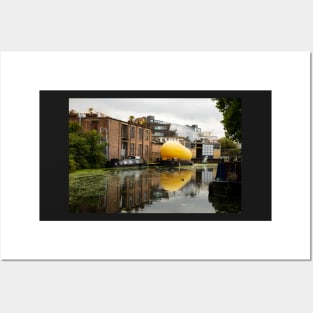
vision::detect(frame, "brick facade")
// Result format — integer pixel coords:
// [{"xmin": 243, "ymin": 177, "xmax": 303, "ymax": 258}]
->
[{"xmin": 69, "ymin": 115, "xmax": 152, "ymax": 161}]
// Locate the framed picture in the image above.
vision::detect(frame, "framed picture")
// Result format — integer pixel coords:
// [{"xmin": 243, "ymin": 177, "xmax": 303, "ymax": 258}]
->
[{"xmin": 1, "ymin": 52, "xmax": 310, "ymax": 260}]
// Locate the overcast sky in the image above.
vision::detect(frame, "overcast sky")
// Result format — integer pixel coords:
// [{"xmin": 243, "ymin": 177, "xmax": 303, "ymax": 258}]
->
[{"xmin": 69, "ymin": 98, "xmax": 225, "ymax": 138}]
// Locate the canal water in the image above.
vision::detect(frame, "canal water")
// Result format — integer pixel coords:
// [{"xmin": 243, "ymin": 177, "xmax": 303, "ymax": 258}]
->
[{"xmin": 69, "ymin": 166, "xmax": 241, "ymax": 214}]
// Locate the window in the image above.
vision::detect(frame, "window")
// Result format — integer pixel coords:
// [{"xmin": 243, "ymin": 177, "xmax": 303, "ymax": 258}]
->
[
  {"xmin": 130, "ymin": 143, "xmax": 135, "ymax": 155},
  {"xmin": 121, "ymin": 124, "xmax": 128, "ymax": 139},
  {"xmin": 138, "ymin": 144, "xmax": 142, "ymax": 156},
  {"xmin": 91, "ymin": 120, "xmax": 98, "ymax": 131},
  {"xmin": 145, "ymin": 145, "xmax": 149, "ymax": 157},
  {"xmin": 154, "ymin": 125, "xmax": 167, "ymax": 130},
  {"xmin": 202, "ymin": 144, "xmax": 214, "ymax": 156},
  {"xmin": 130, "ymin": 126, "xmax": 135, "ymax": 138},
  {"xmin": 145, "ymin": 129, "xmax": 149, "ymax": 140},
  {"xmin": 121, "ymin": 142, "xmax": 127, "ymax": 158},
  {"xmin": 138, "ymin": 128, "xmax": 143, "ymax": 139}
]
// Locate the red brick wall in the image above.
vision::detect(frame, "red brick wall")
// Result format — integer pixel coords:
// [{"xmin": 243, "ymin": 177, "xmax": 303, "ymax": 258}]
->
[
  {"xmin": 107, "ymin": 119, "xmax": 120, "ymax": 160},
  {"xmin": 69, "ymin": 116, "xmax": 152, "ymax": 161}
]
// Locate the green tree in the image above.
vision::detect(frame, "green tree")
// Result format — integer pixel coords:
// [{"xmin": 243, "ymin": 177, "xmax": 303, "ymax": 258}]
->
[
  {"xmin": 218, "ymin": 137, "xmax": 241, "ymax": 158},
  {"xmin": 84, "ymin": 130, "xmax": 106, "ymax": 168},
  {"xmin": 218, "ymin": 137, "xmax": 237, "ymax": 149},
  {"xmin": 69, "ymin": 122, "xmax": 106, "ymax": 172},
  {"xmin": 213, "ymin": 98, "xmax": 241, "ymax": 143},
  {"xmin": 69, "ymin": 153, "xmax": 78, "ymax": 172},
  {"xmin": 69, "ymin": 122, "xmax": 81, "ymax": 134},
  {"xmin": 128, "ymin": 115, "xmax": 135, "ymax": 124},
  {"xmin": 69, "ymin": 132, "xmax": 91, "ymax": 169}
]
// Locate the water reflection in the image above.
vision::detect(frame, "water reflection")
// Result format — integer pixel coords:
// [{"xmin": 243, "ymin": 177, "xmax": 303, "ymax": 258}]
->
[
  {"xmin": 208, "ymin": 195, "xmax": 241, "ymax": 213},
  {"xmin": 160, "ymin": 170, "xmax": 192, "ymax": 192},
  {"xmin": 69, "ymin": 166, "xmax": 241, "ymax": 214}
]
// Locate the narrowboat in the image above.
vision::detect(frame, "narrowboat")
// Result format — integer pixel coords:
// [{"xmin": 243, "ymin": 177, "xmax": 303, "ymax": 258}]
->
[
  {"xmin": 208, "ymin": 159, "xmax": 241, "ymax": 197},
  {"xmin": 106, "ymin": 156, "xmax": 147, "ymax": 168}
]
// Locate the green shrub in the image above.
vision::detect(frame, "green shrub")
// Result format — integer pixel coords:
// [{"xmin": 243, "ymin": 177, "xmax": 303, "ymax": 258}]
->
[
  {"xmin": 69, "ymin": 154, "xmax": 78, "ymax": 173},
  {"xmin": 69, "ymin": 123, "xmax": 107, "ymax": 172}
]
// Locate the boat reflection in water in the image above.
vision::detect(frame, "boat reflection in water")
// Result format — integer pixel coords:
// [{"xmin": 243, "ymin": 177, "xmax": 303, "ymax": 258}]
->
[
  {"xmin": 207, "ymin": 159, "xmax": 241, "ymax": 213},
  {"xmin": 208, "ymin": 194, "xmax": 241, "ymax": 213},
  {"xmin": 69, "ymin": 166, "xmax": 241, "ymax": 214}
]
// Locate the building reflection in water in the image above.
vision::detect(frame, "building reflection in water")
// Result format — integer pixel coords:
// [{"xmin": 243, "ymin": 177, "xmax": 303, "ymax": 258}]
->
[{"xmin": 69, "ymin": 167, "xmax": 240, "ymax": 214}]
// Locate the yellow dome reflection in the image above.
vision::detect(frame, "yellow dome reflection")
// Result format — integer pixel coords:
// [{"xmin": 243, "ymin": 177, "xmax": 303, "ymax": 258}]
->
[
  {"xmin": 160, "ymin": 142, "xmax": 192, "ymax": 161},
  {"xmin": 160, "ymin": 170, "xmax": 192, "ymax": 192}
]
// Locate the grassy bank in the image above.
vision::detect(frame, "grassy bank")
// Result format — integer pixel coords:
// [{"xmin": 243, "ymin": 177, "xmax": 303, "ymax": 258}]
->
[{"xmin": 70, "ymin": 168, "xmax": 108, "ymax": 176}]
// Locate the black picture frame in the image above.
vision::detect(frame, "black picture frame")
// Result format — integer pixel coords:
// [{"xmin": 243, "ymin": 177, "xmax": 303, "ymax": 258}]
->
[{"xmin": 40, "ymin": 90, "xmax": 271, "ymax": 221}]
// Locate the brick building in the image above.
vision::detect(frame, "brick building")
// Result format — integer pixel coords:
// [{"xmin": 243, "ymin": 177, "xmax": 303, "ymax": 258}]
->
[
  {"xmin": 151, "ymin": 140, "xmax": 163, "ymax": 162},
  {"xmin": 69, "ymin": 113, "xmax": 152, "ymax": 161}
]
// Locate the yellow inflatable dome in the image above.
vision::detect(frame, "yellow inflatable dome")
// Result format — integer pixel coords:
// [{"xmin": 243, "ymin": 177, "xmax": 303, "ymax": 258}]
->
[
  {"xmin": 160, "ymin": 141, "xmax": 192, "ymax": 161},
  {"xmin": 160, "ymin": 170, "xmax": 192, "ymax": 192}
]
